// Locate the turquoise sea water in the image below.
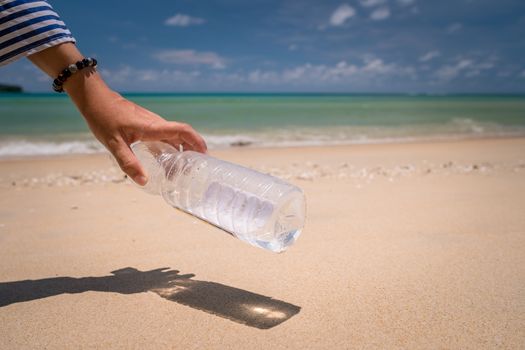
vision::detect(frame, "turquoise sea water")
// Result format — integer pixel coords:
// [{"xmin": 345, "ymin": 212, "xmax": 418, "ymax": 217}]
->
[{"xmin": 1, "ymin": 93, "xmax": 524, "ymax": 157}]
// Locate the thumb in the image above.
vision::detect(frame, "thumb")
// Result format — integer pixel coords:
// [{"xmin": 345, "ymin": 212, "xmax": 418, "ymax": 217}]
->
[{"xmin": 110, "ymin": 140, "xmax": 148, "ymax": 186}]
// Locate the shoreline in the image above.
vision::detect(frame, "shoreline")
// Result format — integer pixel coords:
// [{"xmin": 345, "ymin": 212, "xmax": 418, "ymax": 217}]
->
[
  {"xmin": 1, "ymin": 134, "xmax": 525, "ymax": 163},
  {"xmin": 2, "ymin": 137, "xmax": 525, "ymax": 191}
]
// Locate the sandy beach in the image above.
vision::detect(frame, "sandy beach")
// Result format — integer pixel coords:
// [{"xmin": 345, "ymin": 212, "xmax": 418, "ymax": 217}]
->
[{"xmin": 1, "ymin": 138, "xmax": 524, "ymax": 349}]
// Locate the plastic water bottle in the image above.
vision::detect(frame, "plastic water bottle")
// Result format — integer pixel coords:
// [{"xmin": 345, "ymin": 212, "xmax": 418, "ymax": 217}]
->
[{"xmin": 130, "ymin": 141, "xmax": 306, "ymax": 253}]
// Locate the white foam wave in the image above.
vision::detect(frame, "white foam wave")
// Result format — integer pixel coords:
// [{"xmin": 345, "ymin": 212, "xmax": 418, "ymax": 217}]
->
[
  {"xmin": 203, "ymin": 134, "xmax": 258, "ymax": 148},
  {"xmin": 450, "ymin": 118, "xmax": 488, "ymax": 134},
  {"xmin": 0, "ymin": 140, "xmax": 105, "ymax": 158},
  {"xmin": 1, "ymin": 120, "xmax": 524, "ymax": 158}
]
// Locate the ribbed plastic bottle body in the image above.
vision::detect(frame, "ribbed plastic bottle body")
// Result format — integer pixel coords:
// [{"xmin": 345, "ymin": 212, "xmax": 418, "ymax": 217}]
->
[{"xmin": 131, "ymin": 141, "xmax": 305, "ymax": 253}]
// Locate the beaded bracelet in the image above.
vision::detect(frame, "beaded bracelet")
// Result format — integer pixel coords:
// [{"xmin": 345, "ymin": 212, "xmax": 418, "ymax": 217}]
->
[{"xmin": 52, "ymin": 57, "xmax": 98, "ymax": 92}]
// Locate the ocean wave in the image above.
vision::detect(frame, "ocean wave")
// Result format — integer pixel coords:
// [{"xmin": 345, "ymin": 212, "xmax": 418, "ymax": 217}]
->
[
  {"xmin": 204, "ymin": 134, "xmax": 258, "ymax": 148},
  {"xmin": 1, "ymin": 121, "xmax": 525, "ymax": 158},
  {"xmin": 0, "ymin": 140, "xmax": 105, "ymax": 157}
]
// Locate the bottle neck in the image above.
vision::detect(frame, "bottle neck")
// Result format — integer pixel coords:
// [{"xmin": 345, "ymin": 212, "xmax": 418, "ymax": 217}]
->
[{"xmin": 131, "ymin": 141, "xmax": 180, "ymax": 195}]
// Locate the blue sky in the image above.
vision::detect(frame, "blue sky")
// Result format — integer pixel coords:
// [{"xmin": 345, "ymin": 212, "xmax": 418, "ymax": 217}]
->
[{"xmin": 1, "ymin": 0, "xmax": 525, "ymax": 93}]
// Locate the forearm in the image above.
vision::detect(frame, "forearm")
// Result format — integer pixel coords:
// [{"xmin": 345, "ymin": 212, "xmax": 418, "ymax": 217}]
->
[
  {"xmin": 27, "ymin": 43, "xmax": 116, "ymax": 116},
  {"xmin": 26, "ymin": 42, "xmax": 206, "ymax": 185},
  {"xmin": 27, "ymin": 42, "xmax": 83, "ymax": 77}
]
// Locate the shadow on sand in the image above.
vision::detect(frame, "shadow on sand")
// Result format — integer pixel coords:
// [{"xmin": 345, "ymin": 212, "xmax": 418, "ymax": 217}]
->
[{"xmin": 0, "ymin": 267, "xmax": 300, "ymax": 329}]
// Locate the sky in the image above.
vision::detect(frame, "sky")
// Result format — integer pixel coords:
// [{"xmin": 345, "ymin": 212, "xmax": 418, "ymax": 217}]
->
[{"xmin": 1, "ymin": 0, "xmax": 525, "ymax": 93}]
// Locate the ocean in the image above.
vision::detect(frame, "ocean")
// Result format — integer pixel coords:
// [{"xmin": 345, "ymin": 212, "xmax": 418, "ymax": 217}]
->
[{"xmin": 1, "ymin": 93, "xmax": 524, "ymax": 158}]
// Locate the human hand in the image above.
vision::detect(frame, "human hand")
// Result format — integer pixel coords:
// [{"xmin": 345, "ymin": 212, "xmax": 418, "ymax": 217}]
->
[
  {"xmin": 80, "ymin": 90, "xmax": 207, "ymax": 185},
  {"xmin": 27, "ymin": 43, "xmax": 207, "ymax": 186}
]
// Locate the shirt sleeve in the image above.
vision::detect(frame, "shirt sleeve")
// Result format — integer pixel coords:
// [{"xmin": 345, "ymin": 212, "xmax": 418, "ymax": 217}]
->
[{"xmin": 0, "ymin": 0, "xmax": 75, "ymax": 66}]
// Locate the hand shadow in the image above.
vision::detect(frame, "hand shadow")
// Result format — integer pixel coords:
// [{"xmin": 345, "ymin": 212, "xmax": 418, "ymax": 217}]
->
[{"xmin": 0, "ymin": 267, "xmax": 300, "ymax": 329}]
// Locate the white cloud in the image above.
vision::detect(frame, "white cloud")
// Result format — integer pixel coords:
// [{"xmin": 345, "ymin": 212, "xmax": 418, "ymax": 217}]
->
[
  {"xmin": 290, "ymin": 61, "xmax": 359, "ymax": 82},
  {"xmin": 441, "ymin": 54, "xmax": 497, "ymax": 79},
  {"xmin": 360, "ymin": 0, "xmax": 387, "ymax": 7},
  {"xmin": 329, "ymin": 4, "xmax": 356, "ymax": 26},
  {"xmin": 93, "ymin": 57, "xmax": 418, "ymax": 90},
  {"xmin": 154, "ymin": 49, "xmax": 226, "ymax": 69},
  {"xmin": 466, "ymin": 62, "xmax": 495, "ymax": 77},
  {"xmin": 288, "ymin": 44, "xmax": 298, "ymax": 51},
  {"xmin": 447, "ymin": 23, "xmax": 462, "ymax": 34},
  {"xmin": 247, "ymin": 69, "xmax": 280, "ymax": 84},
  {"xmin": 362, "ymin": 58, "xmax": 393, "ymax": 73},
  {"xmin": 397, "ymin": 0, "xmax": 416, "ymax": 6},
  {"xmin": 165, "ymin": 14, "xmax": 205, "ymax": 27},
  {"xmin": 100, "ymin": 65, "xmax": 202, "ymax": 89},
  {"xmin": 370, "ymin": 7, "xmax": 390, "ymax": 20},
  {"xmin": 435, "ymin": 59, "xmax": 472, "ymax": 81},
  {"xmin": 520, "ymin": 70, "xmax": 525, "ymax": 78},
  {"xmin": 242, "ymin": 58, "xmax": 415, "ymax": 86},
  {"xmin": 419, "ymin": 51, "xmax": 440, "ymax": 62}
]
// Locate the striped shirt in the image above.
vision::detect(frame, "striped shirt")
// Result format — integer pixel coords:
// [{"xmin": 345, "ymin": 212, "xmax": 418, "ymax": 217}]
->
[{"xmin": 0, "ymin": 0, "xmax": 75, "ymax": 66}]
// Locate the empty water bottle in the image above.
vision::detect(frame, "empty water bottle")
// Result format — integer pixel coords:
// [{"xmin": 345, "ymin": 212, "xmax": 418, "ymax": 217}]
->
[{"xmin": 130, "ymin": 141, "xmax": 306, "ymax": 253}]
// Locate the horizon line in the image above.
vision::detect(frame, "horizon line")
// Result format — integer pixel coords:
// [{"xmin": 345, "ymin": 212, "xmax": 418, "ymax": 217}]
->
[{"xmin": 2, "ymin": 91, "xmax": 525, "ymax": 96}]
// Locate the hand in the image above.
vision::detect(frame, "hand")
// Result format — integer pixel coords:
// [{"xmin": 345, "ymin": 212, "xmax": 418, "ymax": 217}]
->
[
  {"xmin": 27, "ymin": 43, "xmax": 207, "ymax": 186},
  {"xmin": 81, "ymin": 90, "xmax": 207, "ymax": 185}
]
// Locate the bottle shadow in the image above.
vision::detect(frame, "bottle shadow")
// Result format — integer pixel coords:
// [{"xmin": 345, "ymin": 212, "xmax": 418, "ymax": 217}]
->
[{"xmin": 0, "ymin": 267, "xmax": 300, "ymax": 329}]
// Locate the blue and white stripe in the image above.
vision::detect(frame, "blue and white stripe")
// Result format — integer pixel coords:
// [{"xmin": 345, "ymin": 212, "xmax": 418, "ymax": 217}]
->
[{"xmin": 0, "ymin": 0, "xmax": 75, "ymax": 66}]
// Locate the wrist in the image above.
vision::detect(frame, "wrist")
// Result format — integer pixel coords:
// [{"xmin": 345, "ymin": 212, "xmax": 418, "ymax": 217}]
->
[
  {"xmin": 65, "ymin": 69, "xmax": 117, "ymax": 115},
  {"xmin": 28, "ymin": 43, "xmax": 117, "ymax": 116}
]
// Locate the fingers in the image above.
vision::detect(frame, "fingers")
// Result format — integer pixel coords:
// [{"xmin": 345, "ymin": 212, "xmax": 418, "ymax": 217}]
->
[
  {"xmin": 143, "ymin": 121, "xmax": 207, "ymax": 153},
  {"xmin": 109, "ymin": 138, "xmax": 148, "ymax": 185},
  {"xmin": 176, "ymin": 123, "xmax": 207, "ymax": 153}
]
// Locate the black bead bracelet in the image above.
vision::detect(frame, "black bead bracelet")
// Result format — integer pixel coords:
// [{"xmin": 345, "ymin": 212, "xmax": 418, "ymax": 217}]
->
[{"xmin": 52, "ymin": 57, "xmax": 98, "ymax": 92}]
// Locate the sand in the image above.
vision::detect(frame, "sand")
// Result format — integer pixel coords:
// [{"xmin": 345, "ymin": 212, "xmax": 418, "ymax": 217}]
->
[{"xmin": 1, "ymin": 138, "xmax": 524, "ymax": 349}]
